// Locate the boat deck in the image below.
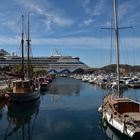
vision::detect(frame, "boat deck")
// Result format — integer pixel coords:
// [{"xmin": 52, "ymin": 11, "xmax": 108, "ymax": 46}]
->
[
  {"xmin": 104, "ymin": 94, "xmax": 131, "ymax": 104},
  {"xmin": 123, "ymin": 112, "xmax": 140, "ymax": 121}
]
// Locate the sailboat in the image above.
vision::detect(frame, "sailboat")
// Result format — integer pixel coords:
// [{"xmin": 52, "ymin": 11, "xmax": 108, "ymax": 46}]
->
[
  {"xmin": 98, "ymin": 0, "xmax": 140, "ymax": 139},
  {"xmin": 6, "ymin": 15, "xmax": 40, "ymax": 102}
]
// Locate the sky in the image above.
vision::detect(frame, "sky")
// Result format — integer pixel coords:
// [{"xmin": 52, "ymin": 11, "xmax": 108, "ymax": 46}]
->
[{"xmin": 0, "ymin": 0, "xmax": 140, "ymax": 68}]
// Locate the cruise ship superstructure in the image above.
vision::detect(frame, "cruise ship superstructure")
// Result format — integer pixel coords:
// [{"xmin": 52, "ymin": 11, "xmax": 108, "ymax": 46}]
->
[{"xmin": 0, "ymin": 49, "xmax": 89, "ymax": 73}]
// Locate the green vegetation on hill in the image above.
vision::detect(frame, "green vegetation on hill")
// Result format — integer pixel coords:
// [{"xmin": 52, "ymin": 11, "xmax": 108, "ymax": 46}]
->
[
  {"xmin": 86, "ymin": 64, "xmax": 140, "ymax": 74},
  {"xmin": 101, "ymin": 64, "xmax": 140, "ymax": 73}
]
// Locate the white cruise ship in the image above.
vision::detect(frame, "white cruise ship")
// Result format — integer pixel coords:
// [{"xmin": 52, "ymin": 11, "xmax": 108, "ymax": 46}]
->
[{"xmin": 0, "ymin": 49, "xmax": 89, "ymax": 73}]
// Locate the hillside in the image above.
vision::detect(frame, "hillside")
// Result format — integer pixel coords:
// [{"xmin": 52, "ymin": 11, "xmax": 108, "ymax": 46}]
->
[
  {"xmin": 86, "ymin": 64, "xmax": 140, "ymax": 74},
  {"xmin": 101, "ymin": 64, "xmax": 140, "ymax": 73}
]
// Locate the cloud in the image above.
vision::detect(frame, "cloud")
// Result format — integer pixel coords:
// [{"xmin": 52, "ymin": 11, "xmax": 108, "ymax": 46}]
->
[
  {"xmin": 29, "ymin": 37, "xmax": 140, "ymax": 50},
  {"xmin": 102, "ymin": 0, "xmax": 140, "ymax": 33},
  {"xmin": 81, "ymin": 0, "xmax": 91, "ymax": 15},
  {"xmin": 92, "ymin": 0, "xmax": 105, "ymax": 16},
  {"xmin": 79, "ymin": 18, "xmax": 94, "ymax": 27},
  {"xmin": 80, "ymin": 0, "xmax": 106, "ymax": 28},
  {"xmin": 0, "ymin": 36, "xmax": 18, "ymax": 45},
  {"xmin": 82, "ymin": 0, "xmax": 105, "ymax": 16},
  {"xmin": 33, "ymin": 37, "xmax": 99, "ymax": 47},
  {"xmin": 0, "ymin": 35, "xmax": 140, "ymax": 50},
  {"xmin": 15, "ymin": 0, "xmax": 74, "ymax": 30},
  {"xmin": 52, "ymin": 16, "xmax": 74, "ymax": 27},
  {"xmin": 118, "ymin": 0, "xmax": 140, "ymax": 25},
  {"xmin": 0, "ymin": 12, "xmax": 20, "ymax": 34}
]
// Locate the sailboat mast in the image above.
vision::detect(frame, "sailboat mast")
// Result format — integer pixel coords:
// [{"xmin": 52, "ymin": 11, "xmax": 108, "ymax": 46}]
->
[
  {"xmin": 27, "ymin": 15, "xmax": 31, "ymax": 78},
  {"xmin": 21, "ymin": 15, "xmax": 24, "ymax": 80},
  {"xmin": 113, "ymin": 0, "xmax": 120, "ymax": 94}
]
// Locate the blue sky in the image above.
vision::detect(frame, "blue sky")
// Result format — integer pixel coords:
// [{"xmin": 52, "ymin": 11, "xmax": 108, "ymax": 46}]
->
[{"xmin": 0, "ymin": 0, "xmax": 140, "ymax": 68}]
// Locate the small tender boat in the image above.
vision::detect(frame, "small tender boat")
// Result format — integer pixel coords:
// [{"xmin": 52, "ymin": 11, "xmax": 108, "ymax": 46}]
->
[{"xmin": 38, "ymin": 77, "xmax": 49, "ymax": 91}]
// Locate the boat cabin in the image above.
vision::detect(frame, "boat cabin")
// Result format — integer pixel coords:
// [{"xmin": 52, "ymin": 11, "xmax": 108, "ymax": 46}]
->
[{"xmin": 12, "ymin": 80, "xmax": 35, "ymax": 94}]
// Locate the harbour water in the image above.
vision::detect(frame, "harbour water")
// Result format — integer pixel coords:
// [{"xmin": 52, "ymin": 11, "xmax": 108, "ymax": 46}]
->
[{"xmin": 0, "ymin": 77, "xmax": 140, "ymax": 140}]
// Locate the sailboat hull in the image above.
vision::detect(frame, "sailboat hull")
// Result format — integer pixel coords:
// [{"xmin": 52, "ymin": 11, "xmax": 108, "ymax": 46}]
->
[
  {"xmin": 7, "ymin": 91, "xmax": 40, "ymax": 103},
  {"xmin": 103, "ymin": 110, "xmax": 134, "ymax": 137},
  {"xmin": 99, "ymin": 94, "xmax": 140, "ymax": 139}
]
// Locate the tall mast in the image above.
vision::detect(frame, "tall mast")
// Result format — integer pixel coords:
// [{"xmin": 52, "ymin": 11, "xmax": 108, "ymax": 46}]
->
[
  {"xmin": 26, "ymin": 14, "xmax": 31, "ymax": 78},
  {"xmin": 21, "ymin": 15, "xmax": 24, "ymax": 80},
  {"xmin": 113, "ymin": 0, "xmax": 120, "ymax": 94}
]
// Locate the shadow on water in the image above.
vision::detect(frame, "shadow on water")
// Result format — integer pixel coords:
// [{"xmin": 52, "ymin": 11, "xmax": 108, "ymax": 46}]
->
[{"xmin": 4, "ymin": 99, "xmax": 40, "ymax": 140}]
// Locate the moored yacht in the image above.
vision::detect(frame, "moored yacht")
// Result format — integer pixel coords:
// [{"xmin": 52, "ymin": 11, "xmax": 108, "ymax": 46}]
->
[
  {"xmin": 6, "ymin": 15, "xmax": 40, "ymax": 102},
  {"xmin": 98, "ymin": 0, "xmax": 140, "ymax": 139}
]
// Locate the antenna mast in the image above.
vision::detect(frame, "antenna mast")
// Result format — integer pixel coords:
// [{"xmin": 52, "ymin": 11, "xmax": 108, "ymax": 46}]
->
[
  {"xmin": 101, "ymin": 0, "xmax": 132, "ymax": 95},
  {"xmin": 26, "ymin": 14, "xmax": 31, "ymax": 78},
  {"xmin": 114, "ymin": 0, "xmax": 120, "ymax": 94},
  {"xmin": 21, "ymin": 15, "xmax": 24, "ymax": 80}
]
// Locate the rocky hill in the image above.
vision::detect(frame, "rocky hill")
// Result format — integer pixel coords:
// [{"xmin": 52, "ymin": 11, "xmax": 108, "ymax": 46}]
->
[
  {"xmin": 101, "ymin": 64, "xmax": 140, "ymax": 73},
  {"xmin": 86, "ymin": 64, "xmax": 140, "ymax": 74}
]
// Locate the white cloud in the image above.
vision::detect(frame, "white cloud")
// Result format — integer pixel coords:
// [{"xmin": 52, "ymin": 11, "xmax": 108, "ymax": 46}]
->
[
  {"xmin": 106, "ymin": 21, "xmax": 111, "ymax": 26},
  {"xmin": 15, "ymin": 0, "xmax": 74, "ymax": 30},
  {"xmin": 92, "ymin": 0, "xmax": 105, "ymax": 16},
  {"xmin": 0, "ymin": 36, "xmax": 18, "ymax": 45},
  {"xmin": 52, "ymin": 16, "xmax": 74, "ymax": 27},
  {"xmin": 118, "ymin": 0, "xmax": 140, "ymax": 25},
  {"xmin": 31, "ymin": 37, "xmax": 140, "ymax": 50},
  {"xmin": 82, "ymin": 0, "xmax": 105, "ymax": 16},
  {"xmin": 79, "ymin": 18, "xmax": 94, "ymax": 27},
  {"xmin": 0, "ymin": 35, "xmax": 140, "ymax": 55},
  {"xmin": 81, "ymin": 0, "xmax": 91, "ymax": 14},
  {"xmin": 0, "ymin": 35, "xmax": 140, "ymax": 49}
]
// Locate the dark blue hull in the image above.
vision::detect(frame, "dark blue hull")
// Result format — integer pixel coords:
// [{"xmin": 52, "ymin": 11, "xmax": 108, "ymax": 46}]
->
[{"xmin": 8, "ymin": 91, "xmax": 40, "ymax": 103}]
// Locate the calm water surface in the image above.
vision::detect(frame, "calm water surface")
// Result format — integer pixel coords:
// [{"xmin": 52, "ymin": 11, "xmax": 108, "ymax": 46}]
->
[{"xmin": 0, "ymin": 77, "xmax": 140, "ymax": 140}]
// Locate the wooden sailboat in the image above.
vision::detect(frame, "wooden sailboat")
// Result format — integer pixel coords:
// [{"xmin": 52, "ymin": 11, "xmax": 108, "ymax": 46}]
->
[
  {"xmin": 98, "ymin": 0, "xmax": 140, "ymax": 139},
  {"xmin": 7, "ymin": 15, "xmax": 40, "ymax": 102}
]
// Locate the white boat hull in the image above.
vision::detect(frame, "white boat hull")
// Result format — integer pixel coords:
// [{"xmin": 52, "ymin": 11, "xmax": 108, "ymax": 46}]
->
[{"xmin": 103, "ymin": 111, "xmax": 134, "ymax": 138}]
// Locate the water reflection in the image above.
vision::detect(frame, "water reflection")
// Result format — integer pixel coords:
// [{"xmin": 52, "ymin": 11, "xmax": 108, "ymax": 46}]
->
[
  {"xmin": 0, "ymin": 78, "xmax": 140, "ymax": 140},
  {"xmin": 124, "ymin": 88, "xmax": 140, "ymax": 102},
  {"xmin": 0, "ymin": 100, "xmax": 6, "ymax": 120},
  {"xmin": 5, "ymin": 99, "xmax": 40, "ymax": 140},
  {"xmin": 43, "ymin": 78, "xmax": 81, "ymax": 96},
  {"xmin": 99, "ymin": 117, "xmax": 132, "ymax": 140}
]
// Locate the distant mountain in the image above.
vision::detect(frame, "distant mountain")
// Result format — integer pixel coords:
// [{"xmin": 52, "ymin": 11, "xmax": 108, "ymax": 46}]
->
[
  {"xmin": 100, "ymin": 64, "xmax": 140, "ymax": 73},
  {"xmin": 86, "ymin": 64, "xmax": 140, "ymax": 74}
]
